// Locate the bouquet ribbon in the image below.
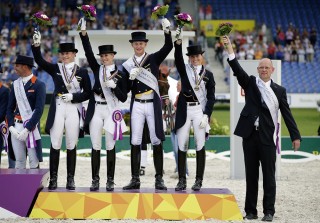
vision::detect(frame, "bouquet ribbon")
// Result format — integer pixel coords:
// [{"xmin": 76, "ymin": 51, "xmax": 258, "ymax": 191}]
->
[
  {"xmin": 112, "ymin": 110, "xmax": 123, "ymax": 140},
  {"xmin": 0, "ymin": 123, "xmax": 8, "ymax": 152},
  {"xmin": 23, "ymin": 120, "xmax": 37, "ymax": 150}
]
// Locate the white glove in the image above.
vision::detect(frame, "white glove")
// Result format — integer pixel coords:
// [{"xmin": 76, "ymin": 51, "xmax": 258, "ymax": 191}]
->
[
  {"xmin": 33, "ymin": 30, "xmax": 41, "ymax": 45},
  {"xmin": 106, "ymin": 79, "xmax": 116, "ymax": 89},
  {"xmin": 17, "ymin": 128, "xmax": 30, "ymax": 141},
  {"xmin": 129, "ymin": 68, "xmax": 140, "ymax": 80},
  {"xmin": 175, "ymin": 27, "xmax": 183, "ymax": 40},
  {"xmin": 61, "ymin": 93, "xmax": 73, "ymax": 102},
  {"xmin": 78, "ymin": 17, "xmax": 86, "ymax": 31},
  {"xmin": 9, "ymin": 126, "xmax": 20, "ymax": 139},
  {"xmin": 199, "ymin": 114, "xmax": 209, "ymax": 129},
  {"xmin": 161, "ymin": 18, "xmax": 171, "ymax": 33}
]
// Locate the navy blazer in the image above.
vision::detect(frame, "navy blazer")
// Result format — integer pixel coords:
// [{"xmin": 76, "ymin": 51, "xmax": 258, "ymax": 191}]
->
[
  {"xmin": 31, "ymin": 45, "xmax": 92, "ymax": 135},
  {"xmin": 122, "ymin": 32, "xmax": 173, "ymax": 142},
  {"xmin": 173, "ymin": 42, "xmax": 216, "ymax": 132},
  {"xmin": 0, "ymin": 83, "xmax": 9, "ymax": 150},
  {"xmin": 6, "ymin": 76, "xmax": 46, "ymax": 161},
  {"xmin": 228, "ymin": 58, "xmax": 301, "ymax": 145},
  {"xmin": 79, "ymin": 33, "xmax": 128, "ymax": 134},
  {"xmin": 0, "ymin": 83, "xmax": 9, "ymax": 123}
]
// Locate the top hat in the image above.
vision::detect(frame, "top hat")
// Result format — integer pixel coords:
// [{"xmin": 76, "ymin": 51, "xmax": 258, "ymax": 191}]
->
[
  {"xmin": 129, "ymin": 31, "xmax": 149, "ymax": 43},
  {"xmin": 186, "ymin": 45, "xmax": 205, "ymax": 56},
  {"xmin": 97, "ymin": 45, "xmax": 117, "ymax": 55},
  {"xmin": 14, "ymin": 55, "xmax": 35, "ymax": 68},
  {"xmin": 58, "ymin": 43, "xmax": 78, "ymax": 53}
]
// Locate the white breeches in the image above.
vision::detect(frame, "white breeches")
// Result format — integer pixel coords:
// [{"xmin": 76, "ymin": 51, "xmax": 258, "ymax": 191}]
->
[
  {"xmin": 50, "ymin": 98, "xmax": 80, "ymax": 150},
  {"xmin": 89, "ymin": 103, "xmax": 116, "ymax": 150},
  {"xmin": 11, "ymin": 122, "xmax": 39, "ymax": 169},
  {"xmin": 131, "ymin": 101, "xmax": 161, "ymax": 146},
  {"xmin": 176, "ymin": 104, "xmax": 206, "ymax": 152}
]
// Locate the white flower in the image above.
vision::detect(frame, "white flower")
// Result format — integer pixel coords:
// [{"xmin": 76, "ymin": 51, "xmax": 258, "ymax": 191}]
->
[
  {"xmin": 187, "ymin": 15, "xmax": 192, "ymax": 21},
  {"xmin": 41, "ymin": 14, "xmax": 48, "ymax": 19}
]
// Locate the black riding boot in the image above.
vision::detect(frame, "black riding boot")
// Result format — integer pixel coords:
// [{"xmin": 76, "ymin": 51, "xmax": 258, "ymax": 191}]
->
[
  {"xmin": 48, "ymin": 146, "xmax": 60, "ymax": 190},
  {"xmin": 191, "ymin": 147, "xmax": 206, "ymax": 191},
  {"xmin": 90, "ymin": 149, "xmax": 100, "ymax": 191},
  {"xmin": 153, "ymin": 143, "xmax": 167, "ymax": 190},
  {"xmin": 175, "ymin": 149, "xmax": 187, "ymax": 191},
  {"xmin": 66, "ymin": 148, "xmax": 76, "ymax": 190},
  {"xmin": 106, "ymin": 148, "xmax": 116, "ymax": 191},
  {"xmin": 123, "ymin": 145, "xmax": 141, "ymax": 190}
]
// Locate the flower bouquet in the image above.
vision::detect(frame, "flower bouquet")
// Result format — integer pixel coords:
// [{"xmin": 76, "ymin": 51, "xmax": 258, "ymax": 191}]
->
[
  {"xmin": 151, "ymin": 5, "xmax": 169, "ymax": 20},
  {"xmin": 215, "ymin": 22, "xmax": 233, "ymax": 36},
  {"xmin": 77, "ymin": 5, "xmax": 97, "ymax": 30},
  {"xmin": 174, "ymin": 12, "xmax": 193, "ymax": 39},
  {"xmin": 215, "ymin": 22, "xmax": 233, "ymax": 47},
  {"xmin": 30, "ymin": 11, "xmax": 52, "ymax": 30}
]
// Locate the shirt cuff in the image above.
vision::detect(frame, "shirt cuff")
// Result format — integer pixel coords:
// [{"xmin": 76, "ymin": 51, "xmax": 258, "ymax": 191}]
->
[{"xmin": 228, "ymin": 53, "xmax": 236, "ymax": 61}]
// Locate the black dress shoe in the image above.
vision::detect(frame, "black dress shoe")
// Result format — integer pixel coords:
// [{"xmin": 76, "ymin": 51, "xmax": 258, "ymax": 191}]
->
[
  {"xmin": 243, "ymin": 213, "xmax": 258, "ymax": 220},
  {"xmin": 262, "ymin": 214, "xmax": 273, "ymax": 222},
  {"xmin": 175, "ymin": 178, "xmax": 186, "ymax": 191},
  {"xmin": 48, "ymin": 178, "xmax": 57, "ymax": 190},
  {"xmin": 90, "ymin": 179, "xmax": 100, "ymax": 191},
  {"xmin": 123, "ymin": 177, "xmax": 140, "ymax": 190},
  {"xmin": 106, "ymin": 179, "xmax": 115, "ymax": 191},
  {"xmin": 155, "ymin": 176, "xmax": 167, "ymax": 190}
]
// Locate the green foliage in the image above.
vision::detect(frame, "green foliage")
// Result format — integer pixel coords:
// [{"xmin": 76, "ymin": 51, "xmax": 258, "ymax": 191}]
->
[
  {"xmin": 151, "ymin": 5, "xmax": 169, "ymax": 20},
  {"xmin": 209, "ymin": 117, "xmax": 229, "ymax": 135}
]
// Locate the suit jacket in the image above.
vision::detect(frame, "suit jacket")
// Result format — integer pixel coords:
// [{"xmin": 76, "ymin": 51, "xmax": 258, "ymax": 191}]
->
[
  {"xmin": 31, "ymin": 45, "xmax": 92, "ymax": 135},
  {"xmin": 228, "ymin": 58, "xmax": 301, "ymax": 145},
  {"xmin": 0, "ymin": 82, "xmax": 9, "ymax": 150},
  {"xmin": 79, "ymin": 33, "xmax": 128, "ymax": 133},
  {"xmin": 122, "ymin": 32, "xmax": 173, "ymax": 142},
  {"xmin": 173, "ymin": 42, "xmax": 216, "ymax": 132},
  {"xmin": 6, "ymin": 75, "xmax": 46, "ymax": 161}
]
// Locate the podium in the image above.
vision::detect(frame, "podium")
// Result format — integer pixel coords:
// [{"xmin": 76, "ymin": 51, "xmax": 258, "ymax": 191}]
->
[
  {"xmin": 0, "ymin": 169, "xmax": 49, "ymax": 218},
  {"xmin": 30, "ymin": 188, "xmax": 242, "ymax": 220}
]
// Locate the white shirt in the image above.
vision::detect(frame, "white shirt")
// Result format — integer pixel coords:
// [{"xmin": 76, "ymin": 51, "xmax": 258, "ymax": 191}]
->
[
  {"xmin": 134, "ymin": 52, "xmax": 146, "ymax": 64},
  {"xmin": 21, "ymin": 74, "xmax": 33, "ymax": 85}
]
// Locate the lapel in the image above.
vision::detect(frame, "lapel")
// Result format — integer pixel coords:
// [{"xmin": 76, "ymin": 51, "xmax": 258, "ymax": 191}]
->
[
  {"xmin": 24, "ymin": 75, "xmax": 37, "ymax": 91},
  {"xmin": 270, "ymin": 80, "xmax": 281, "ymax": 101}
]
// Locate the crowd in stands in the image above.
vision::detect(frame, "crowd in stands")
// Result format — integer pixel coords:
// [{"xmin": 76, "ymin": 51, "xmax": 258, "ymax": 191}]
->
[
  {"xmin": 0, "ymin": 0, "xmax": 318, "ymax": 92},
  {"xmin": 214, "ymin": 23, "xmax": 317, "ymax": 85}
]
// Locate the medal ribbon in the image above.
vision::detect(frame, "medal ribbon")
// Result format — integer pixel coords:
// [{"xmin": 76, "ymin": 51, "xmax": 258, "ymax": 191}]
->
[{"xmin": 62, "ymin": 64, "xmax": 77, "ymax": 84}]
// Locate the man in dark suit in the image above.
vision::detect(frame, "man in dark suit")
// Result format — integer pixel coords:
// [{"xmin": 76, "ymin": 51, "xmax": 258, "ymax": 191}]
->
[
  {"xmin": 122, "ymin": 18, "xmax": 173, "ymax": 190},
  {"xmin": 31, "ymin": 31, "xmax": 91, "ymax": 190},
  {"xmin": 7, "ymin": 55, "xmax": 46, "ymax": 169},
  {"xmin": 0, "ymin": 63, "xmax": 15, "ymax": 168},
  {"xmin": 222, "ymin": 36, "xmax": 301, "ymax": 222}
]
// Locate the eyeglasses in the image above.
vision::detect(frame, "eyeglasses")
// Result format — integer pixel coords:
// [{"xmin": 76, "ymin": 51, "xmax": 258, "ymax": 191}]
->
[{"xmin": 258, "ymin": 66, "xmax": 272, "ymax": 70}]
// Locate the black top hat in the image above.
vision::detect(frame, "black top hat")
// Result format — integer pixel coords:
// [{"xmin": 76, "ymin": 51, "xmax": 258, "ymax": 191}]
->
[
  {"xmin": 129, "ymin": 31, "xmax": 149, "ymax": 43},
  {"xmin": 58, "ymin": 43, "xmax": 78, "ymax": 53},
  {"xmin": 14, "ymin": 55, "xmax": 35, "ymax": 68},
  {"xmin": 97, "ymin": 45, "xmax": 117, "ymax": 55},
  {"xmin": 186, "ymin": 45, "xmax": 205, "ymax": 56}
]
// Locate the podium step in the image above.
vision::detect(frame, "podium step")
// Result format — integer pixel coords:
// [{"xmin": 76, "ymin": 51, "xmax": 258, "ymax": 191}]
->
[
  {"xmin": 30, "ymin": 187, "xmax": 242, "ymax": 220},
  {"xmin": 0, "ymin": 168, "xmax": 49, "ymax": 217}
]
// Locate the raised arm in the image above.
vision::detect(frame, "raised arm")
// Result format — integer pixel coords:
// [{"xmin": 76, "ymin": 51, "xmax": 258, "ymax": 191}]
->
[
  {"xmin": 222, "ymin": 35, "xmax": 250, "ymax": 89},
  {"xmin": 79, "ymin": 24, "xmax": 100, "ymax": 72},
  {"xmin": 174, "ymin": 40, "xmax": 187, "ymax": 76},
  {"xmin": 31, "ymin": 31, "xmax": 57, "ymax": 74},
  {"xmin": 153, "ymin": 19, "xmax": 173, "ymax": 65}
]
